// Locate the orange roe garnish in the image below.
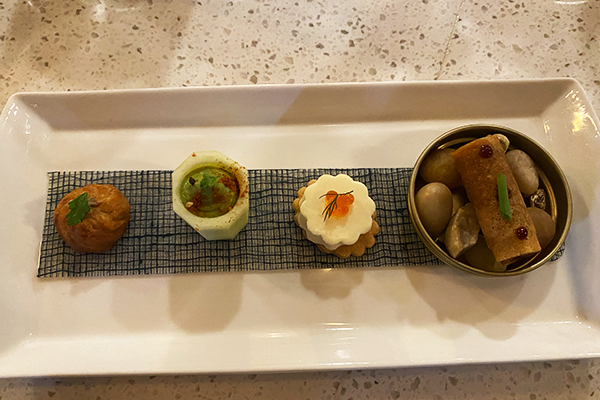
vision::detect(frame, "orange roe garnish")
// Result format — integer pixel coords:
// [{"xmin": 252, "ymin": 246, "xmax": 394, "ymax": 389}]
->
[{"xmin": 323, "ymin": 190, "xmax": 355, "ymax": 219}]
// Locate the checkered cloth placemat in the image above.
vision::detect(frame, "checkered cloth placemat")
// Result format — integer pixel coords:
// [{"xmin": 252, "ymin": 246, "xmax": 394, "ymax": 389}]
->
[{"xmin": 38, "ymin": 169, "xmax": 564, "ymax": 278}]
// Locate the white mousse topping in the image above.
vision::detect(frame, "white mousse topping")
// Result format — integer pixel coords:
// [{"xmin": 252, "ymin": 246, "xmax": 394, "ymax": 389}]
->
[{"xmin": 298, "ymin": 174, "xmax": 376, "ymax": 250}]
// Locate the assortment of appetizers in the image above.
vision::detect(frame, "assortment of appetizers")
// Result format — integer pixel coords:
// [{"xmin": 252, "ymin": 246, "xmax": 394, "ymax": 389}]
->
[
  {"xmin": 52, "ymin": 130, "xmax": 569, "ymax": 277},
  {"xmin": 54, "ymin": 184, "xmax": 130, "ymax": 253},
  {"xmin": 292, "ymin": 174, "xmax": 379, "ymax": 258},
  {"xmin": 172, "ymin": 151, "xmax": 249, "ymax": 240}
]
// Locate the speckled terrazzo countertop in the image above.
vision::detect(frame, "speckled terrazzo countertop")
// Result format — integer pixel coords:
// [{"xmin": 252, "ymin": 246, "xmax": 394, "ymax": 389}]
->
[{"xmin": 1, "ymin": 0, "xmax": 600, "ymax": 398}]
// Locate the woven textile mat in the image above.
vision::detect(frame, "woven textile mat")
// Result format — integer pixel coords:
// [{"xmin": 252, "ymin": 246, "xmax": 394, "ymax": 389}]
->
[{"xmin": 38, "ymin": 169, "xmax": 564, "ymax": 278}]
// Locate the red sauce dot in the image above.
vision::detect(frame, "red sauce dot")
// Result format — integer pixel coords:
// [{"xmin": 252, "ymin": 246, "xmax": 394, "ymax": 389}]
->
[
  {"xmin": 479, "ymin": 145, "xmax": 493, "ymax": 158},
  {"xmin": 516, "ymin": 226, "xmax": 528, "ymax": 240}
]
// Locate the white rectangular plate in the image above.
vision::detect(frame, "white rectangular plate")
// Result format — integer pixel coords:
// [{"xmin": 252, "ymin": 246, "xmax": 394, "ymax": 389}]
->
[{"xmin": 1, "ymin": 79, "xmax": 600, "ymax": 378}]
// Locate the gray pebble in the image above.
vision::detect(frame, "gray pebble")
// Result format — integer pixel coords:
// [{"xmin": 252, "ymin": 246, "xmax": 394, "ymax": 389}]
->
[{"xmin": 506, "ymin": 150, "xmax": 539, "ymax": 195}]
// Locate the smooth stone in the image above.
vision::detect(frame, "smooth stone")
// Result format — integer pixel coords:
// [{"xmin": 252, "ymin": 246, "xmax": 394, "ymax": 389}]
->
[
  {"xmin": 527, "ymin": 207, "xmax": 557, "ymax": 249},
  {"xmin": 415, "ymin": 182, "xmax": 453, "ymax": 239},
  {"xmin": 451, "ymin": 187, "xmax": 468, "ymax": 217},
  {"xmin": 506, "ymin": 149, "xmax": 539, "ymax": 196},
  {"xmin": 445, "ymin": 203, "xmax": 480, "ymax": 258},
  {"xmin": 493, "ymin": 133, "xmax": 510, "ymax": 152},
  {"xmin": 420, "ymin": 148, "xmax": 463, "ymax": 189},
  {"xmin": 465, "ymin": 235, "xmax": 506, "ymax": 272}
]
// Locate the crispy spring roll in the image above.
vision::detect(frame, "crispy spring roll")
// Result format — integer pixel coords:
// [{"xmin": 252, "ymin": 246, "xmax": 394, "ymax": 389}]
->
[{"xmin": 452, "ymin": 135, "xmax": 541, "ymax": 264}]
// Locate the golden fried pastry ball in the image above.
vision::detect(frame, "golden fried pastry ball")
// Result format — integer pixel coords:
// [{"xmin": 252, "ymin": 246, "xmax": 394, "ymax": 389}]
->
[{"xmin": 54, "ymin": 184, "xmax": 130, "ymax": 253}]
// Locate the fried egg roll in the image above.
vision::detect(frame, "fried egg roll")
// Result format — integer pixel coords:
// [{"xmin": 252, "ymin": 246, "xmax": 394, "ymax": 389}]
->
[{"xmin": 452, "ymin": 135, "xmax": 541, "ymax": 264}]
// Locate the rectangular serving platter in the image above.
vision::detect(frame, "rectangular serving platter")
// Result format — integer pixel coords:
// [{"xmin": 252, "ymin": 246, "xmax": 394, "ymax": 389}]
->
[{"xmin": 1, "ymin": 79, "xmax": 600, "ymax": 377}]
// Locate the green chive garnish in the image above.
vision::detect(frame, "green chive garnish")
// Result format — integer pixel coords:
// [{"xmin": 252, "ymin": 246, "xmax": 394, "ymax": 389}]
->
[
  {"xmin": 497, "ymin": 173, "xmax": 512, "ymax": 221},
  {"xmin": 66, "ymin": 192, "xmax": 91, "ymax": 226}
]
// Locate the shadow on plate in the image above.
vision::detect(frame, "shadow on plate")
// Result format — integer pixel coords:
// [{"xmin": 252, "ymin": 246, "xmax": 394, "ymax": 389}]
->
[
  {"xmin": 403, "ymin": 263, "xmax": 557, "ymax": 340},
  {"xmin": 168, "ymin": 273, "xmax": 243, "ymax": 333},
  {"xmin": 299, "ymin": 268, "xmax": 364, "ymax": 299}
]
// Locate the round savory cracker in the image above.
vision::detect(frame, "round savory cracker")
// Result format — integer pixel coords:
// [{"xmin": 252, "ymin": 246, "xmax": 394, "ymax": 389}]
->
[
  {"xmin": 54, "ymin": 184, "xmax": 130, "ymax": 253},
  {"xmin": 293, "ymin": 180, "xmax": 378, "ymax": 258}
]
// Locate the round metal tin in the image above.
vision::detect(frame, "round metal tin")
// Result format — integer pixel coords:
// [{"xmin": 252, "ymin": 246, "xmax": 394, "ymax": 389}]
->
[{"xmin": 408, "ymin": 124, "xmax": 572, "ymax": 277}]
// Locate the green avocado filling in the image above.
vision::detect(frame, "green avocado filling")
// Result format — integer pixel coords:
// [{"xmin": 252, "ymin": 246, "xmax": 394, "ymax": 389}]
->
[{"xmin": 180, "ymin": 166, "xmax": 240, "ymax": 218}]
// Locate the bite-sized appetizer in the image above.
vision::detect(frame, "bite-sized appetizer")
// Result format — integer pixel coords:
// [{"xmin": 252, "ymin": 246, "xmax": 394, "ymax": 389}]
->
[
  {"xmin": 172, "ymin": 151, "xmax": 249, "ymax": 240},
  {"xmin": 54, "ymin": 184, "xmax": 130, "ymax": 253},
  {"xmin": 451, "ymin": 135, "xmax": 541, "ymax": 264},
  {"xmin": 293, "ymin": 174, "xmax": 379, "ymax": 258}
]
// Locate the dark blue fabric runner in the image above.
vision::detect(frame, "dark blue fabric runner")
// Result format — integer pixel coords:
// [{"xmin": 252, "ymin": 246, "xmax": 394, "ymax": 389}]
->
[{"xmin": 38, "ymin": 169, "xmax": 563, "ymax": 278}]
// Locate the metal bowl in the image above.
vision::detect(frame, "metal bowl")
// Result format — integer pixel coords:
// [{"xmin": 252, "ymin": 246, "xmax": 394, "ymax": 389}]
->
[{"xmin": 408, "ymin": 124, "xmax": 572, "ymax": 277}]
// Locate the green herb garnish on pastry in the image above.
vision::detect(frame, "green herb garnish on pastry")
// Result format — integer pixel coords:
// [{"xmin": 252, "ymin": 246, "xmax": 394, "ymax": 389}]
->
[{"xmin": 54, "ymin": 184, "xmax": 130, "ymax": 253}]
